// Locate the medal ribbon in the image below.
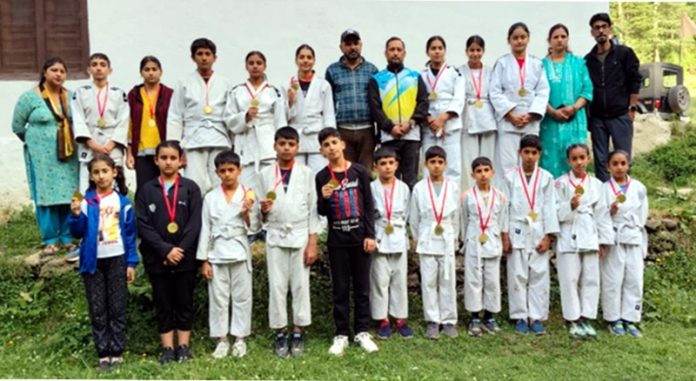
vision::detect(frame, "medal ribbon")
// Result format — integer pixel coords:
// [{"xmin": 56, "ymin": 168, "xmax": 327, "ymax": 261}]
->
[
  {"xmin": 203, "ymin": 72, "xmax": 214, "ymax": 108},
  {"xmin": 96, "ymin": 82, "xmax": 109, "ymax": 121},
  {"xmin": 95, "ymin": 189, "xmax": 114, "ymax": 204},
  {"xmin": 273, "ymin": 161, "xmax": 294, "ymax": 192},
  {"xmin": 426, "ymin": 64, "xmax": 447, "ymax": 95},
  {"xmin": 517, "ymin": 58, "xmax": 526, "ymax": 91},
  {"xmin": 383, "ymin": 180, "xmax": 396, "ymax": 224},
  {"xmin": 327, "ymin": 160, "xmax": 349, "ymax": 186},
  {"xmin": 473, "ymin": 187, "xmax": 496, "ymax": 236},
  {"xmin": 518, "ymin": 166, "xmax": 540, "ymax": 213},
  {"xmin": 609, "ymin": 176, "xmax": 631, "ymax": 198},
  {"xmin": 567, "ymin": 172, "xmax": 587, "ymax": 192},
  {"xmin": 470, "ymin": 68, "xmax": 483, "ymax": 101},
  {"xmin": 426, "ymin": 177, "xmax": 448, "ymax": 227},
  {"xmin": 244, "ymin": 82, "xmax": 269, "ymax": 104},
  {"xmin": 159, "ymin": 175, "xmax": 180, "ymax": 224},
  {"xmin": 146, "ymin": 84, "xmax": 160, "ymax": 120}
]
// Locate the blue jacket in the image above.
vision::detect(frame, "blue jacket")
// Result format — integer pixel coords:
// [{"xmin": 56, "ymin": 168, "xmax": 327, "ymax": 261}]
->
[{"xmin": 69, "ymin": 189, "xmax": 139, "ymax": 274}]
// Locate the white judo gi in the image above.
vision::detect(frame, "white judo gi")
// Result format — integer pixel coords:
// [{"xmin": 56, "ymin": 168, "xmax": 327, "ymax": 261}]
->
[
  {"xmin": 370, "ymin": 178, "xmax": 411, "ymax": 320},
  {"xmin": 225, "ymin": 81, "xmax": 287, "ymax": 189},
  {"xmin": 283, "ymin": 75, "xmax": 336, "ymax": 173},
  {"xmin": 197, "ymin": 184, "xmax": 260, "ymax": 338},
  {"xmin": 458, "ymin": 64, "xmax": 498, "ymax": 191},
  {"xmin": 489, "ymin": 54, "xmax": 550, "ymax": 183},
  {"xmin": 460, "ymin": 186, "xmax": 508, "ymax": 314},
  {"xmin": 502, "ymin": 166, "xmax": 559, "ymax": 321},
  {"xmin": 600, "ymin": 177, "xmax": 648, "ymax": 323},
  {"xmin": 409, "ymin": 177, "xmax": 460, "ymax": 325},
  {"xmin": 167, "ymin": 71, "xmax": 233, "ymax": 192},
  {"xmin": 555, "ymin": 172, "xmax": 614, "ymax": 321},
  {"xmin": 257, "ymin": 162, "xmax": 321, "ymax": 329},
  {"xmin": 71, "ymin": 83, "xmax": 130, "ymax": 193},
  {"xmin": 420, "ymin": 65, "xmax": 466, "ymax": 185}
]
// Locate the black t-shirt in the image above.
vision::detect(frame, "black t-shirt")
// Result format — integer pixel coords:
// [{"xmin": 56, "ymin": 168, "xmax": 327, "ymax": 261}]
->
[{"xmin": 315, "ymin": 162, "xmax": 375, "ymax": 247}]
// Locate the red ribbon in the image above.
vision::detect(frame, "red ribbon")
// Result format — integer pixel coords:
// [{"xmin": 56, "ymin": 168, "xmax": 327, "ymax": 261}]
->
[
  {"xmin": 518, "ymin": 166, "xmax": 540, "ymax": 213},
  {"xmin": 473, "ymin": 186, "xmax": 496, "ymax": 237},
  {"xmin": 426, "ymin": 177, "xmax": 448, "ymax": 227},
  {"xmin": 159, "ymin": 175, "xmax": 180, "ymax": 224}
]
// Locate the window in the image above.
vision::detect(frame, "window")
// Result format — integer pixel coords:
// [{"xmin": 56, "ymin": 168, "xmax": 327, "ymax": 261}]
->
[{"xmin": 0, "ymin": 0, "xmax": 89, "ymax": 80}]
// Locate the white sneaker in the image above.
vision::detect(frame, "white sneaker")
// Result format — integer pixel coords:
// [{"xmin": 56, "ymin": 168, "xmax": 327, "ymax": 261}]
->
[
  {"xmin": 354, "ymin": 331, "xmax": 379, "ymax": 353},
  {"xmin": 212, "ymin": 341, "xmax": 230, "ymax": 359},
  {"xmin": 328, "ymin": 335, "xmax": 349, "ymax": 356},
  {"xmin": 232, "ymin": 339, "xmax": 247, "ymax": 358}
]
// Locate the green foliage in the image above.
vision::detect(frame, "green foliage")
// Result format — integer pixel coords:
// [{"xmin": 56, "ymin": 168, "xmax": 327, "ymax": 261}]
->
[
  {"xmin": 633, "ymin": 127, "xmax": 696, "ymax": 186},
  {"xmin": 0, "ymin": 206, "xmax": 42, "ymax": 256},
  {"xmin": 643, "ymin": 250, "xmax": 696, "ymax": 324}
]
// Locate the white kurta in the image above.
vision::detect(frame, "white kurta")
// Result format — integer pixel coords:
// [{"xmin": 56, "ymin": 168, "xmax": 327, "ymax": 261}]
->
[
  {"xmin": 71, "ymin": 83, "xmax": 130, "ymax": 192},
  {"xmin": 489, "ymin": 53, "xmax": 550, "ymax": 180},
  {"xmin": 502, "ymin": 166, "xmax": 560, "ymax": 321},
  {"xmin": 600, "ymin": 177, "xmax": 648, "ymax": 323},
  {"xmin": 370, "ymin": 178, "xmax": 411, "ymax": 320},
  {"xmin": 460, "ymin": 186, "xmax": 508, "ymax": 313},
  {"xmin": 555, "ymin": 172, "xmax": 614, "ymax": 321},
  {"xmin": 409, "ymin": 177, "xmax": 460, "ymax": 324}
]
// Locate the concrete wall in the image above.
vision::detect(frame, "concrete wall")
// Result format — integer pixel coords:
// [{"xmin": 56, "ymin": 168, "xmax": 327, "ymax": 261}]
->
[{"xmin": 0, "ymin": 0, "xmax": 607, "ymax": 207}]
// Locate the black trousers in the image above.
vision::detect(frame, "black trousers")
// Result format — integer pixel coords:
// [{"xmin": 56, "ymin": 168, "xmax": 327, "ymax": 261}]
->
[
  {"xmin": 589, "ymin": 114, "xmax": 633, "ymax": 182},
  {"xmin": 134, "ymin": 155, "xmax": 160, "ymax": 195},
  {"xmin": 382, "ymin": 139, "xmax": 421, "ymax": 189},
  {"xmin": 328, "ymin": 245, "xmax": 372, "ymax": 336},
  {"xmin": 148, "ymin": 270, "xmax": 197, "ymax": 333},
  {"xmin": 82, "ymin": 255, "xmax": 128, "ymax": 358}
]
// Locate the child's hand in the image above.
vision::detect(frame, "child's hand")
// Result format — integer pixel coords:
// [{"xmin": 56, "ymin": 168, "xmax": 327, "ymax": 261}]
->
[
  {"xmin": 260, "ymin": 199, "xmax": 274, "ymax": 214},
  {"xmin": 103, "ymin": 140, "xmax": 116, "ymax": 154},
  {"xmin": 502, "ymin": 233, "xmax": 512, "ymax": 255},
  {"xmin": 570, "ymin": 194, "xmax": 581, "ymax": 210},
  {"xmin": 321, "ymin": 183, "xmax": 335, "ymax": 199},
  {"xmin": 287, "ymin": 88, "xmax": 297, "ymax": 106},
  {"xmin": 599, "ymin": 244, "xmax": 607, "ymax": 258},
  {"xmin": 245, "ymin": 107, "xmax": 258, "ymax": 122},
  {"xmin": 363, "ymin": 238, "xmax": 376, "ymax": 253},
  {"xmin": 304, "ymin": 242, "xmax": 317, "ymax": 267},
  {"xmin": 201, "ymin": 261, "xmax": 213, "ymax": 281},
  {"xmin": 536, "ymin": 235, "xmax": 551, "ymax": 253},
  {"xmin": 610, "ymin": 201, "xmax": 619, "ymax": 216},
  {"xmin": 241, "ymin": 198, "xmax": 254, "ymax": 214},
  {"xmin": 126, "ymin": 267, "xmax": 136, "ymax": 284},
  {"xmin": 70, "ymin": 197, "xmax": 82, "ymax": 216},
  {"xmin": 166, "ymin": 247, "xmax": 184, "ymax": 265}
]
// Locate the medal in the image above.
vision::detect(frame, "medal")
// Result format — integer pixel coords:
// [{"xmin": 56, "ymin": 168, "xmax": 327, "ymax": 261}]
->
[
  {"xmin": 426, "ymin": 177, "xmax": 449, "ymax": 238},
  {"xmin": 617, "ymin": 194, "xmax": 626, "ymax": 203},
  {"xmin": 528, "ymin": 211, "xmax": 538, "ymax": 221},
  {"xmin": 429, "ymin": 92, "xmax": 437, "ymax": 100},
  {"xmin": 73, "ymin": 191, "xmax": 83, "ymax": 202},
  {"xmin": 202, "ymin": 72, "xmax": 214, "ymax": 115},
  {"xmin": 266, "ymin": 191, "xmax": 277, "ymax": 200},
  {"xmin": 479, "ymin": 233, "xmax": 489, "ymax": 244},
  {"xmin": 473, "ymin": 186, "xmax": 496, "ymax": 246},
  {"xmin": 518, "ymin": 167, "xmax": 541, "ymax": 224},
  {"xmin": 96, "ymin": 83, "xmax": 109, "ymax": 128},
  {"xmin": 470, "ymin": 67, "xmax": 484, "ymax": 110},
  {"xmin": 383, "ymin": 179, "xmax": 397, "ymax": 236},
  {"xmin": 609, "ymin": 176, "xmax": 631, "ymax": 204},
  {"xmin": 517, "ymin": 57, "xmax": 527, "ymax": 98},
  {"xmin": 426, "ymin": 64, "xmax": 446, "ymax": 103},
  {"xmin": 327, "ymin": 160, "xmax": 349, "ymax": 190},
  {"xmin": 475, "ymin": 99, "xmax": 483, "ymax": 109},
  {"xmin": 245, "ymin": 82, "xmax": 268, "ymax": 110},
  {"xmin": 250, "ymin": 99, "xmax": 260, "ymax": 107},
  {"xmin": 385, "ymin": 224, "xmax": 395, "ymax": 235},
  {"xmin": 574, "ymin": 186, "xmax": 585, "ymax": 195},
  {"xmin": 203, "ymin": 105, "xmax": 213, "ymax": 114},
  {"xmin": 148, "ymin": 119, "xmax": 156, "ymax": 128},
  {"xmin": 97, "ymin": 118, "xmax": 106, "ymax": 128},
  {"xmin": 167, "ymin": 222, "xmax": 179, "ymax": 234},
  {"xmin": 245, "ymin": 189, "xmax": 256, "ymax": 201},
  {"xmin": 327, "ymin": 179, "xmax": 339, "ymax": 188},
  {"xmin": 145, "ymin": 84, "xmax": 160, "ymax": 128},
  {"xmin": 160, "ymin": 175, "xmax": 180, "ymax": 235},
  {"xmin": 267, "ymin": 161, "xmax": 294, "ymax": 201},
  {"xmin": 518, "ymin": 88, "xmax": 527, "ymax": 97},
  {"xmin": 434, "ymin": 224, "xmax": 444, "ymax": 236},
  {"xmin": 292, "ymin": 83, "xmax": 300, "ymax": 91},
  {"xmin": 568, "ymin": 172, "xmax": 588, "ymax": 196}
]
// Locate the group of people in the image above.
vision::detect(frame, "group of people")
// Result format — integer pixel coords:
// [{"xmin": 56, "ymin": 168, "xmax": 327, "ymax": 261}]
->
[{"xmin": 10, "ymin": 12, "xmax": 648, "ymax": 370}]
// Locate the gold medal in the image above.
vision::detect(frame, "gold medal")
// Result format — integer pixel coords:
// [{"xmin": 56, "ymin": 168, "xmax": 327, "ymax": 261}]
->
[
  {"xmin": 97, "ymin": 118, "xmax": 106, "ymax": 128},
  {"xmin": 385, "ymin": 224, "xmax": 394, "ymax": 235},
  {"xmin": 291, "ymin": 83, "xmax": 300, "ymax": 91},
  {"xmin": 266, "ymin": 191, "xmax": 277, "ymax": 200},
  {"xmin": 245, "ymin": 190, "xmax": 256, "ymax": 201},
  {"xmin": 429, "ymin": 92, "xmax": 437, "ymax": 100},
  {"xmin": 518, "ymin": 88, "xmax": 527, "ymax": 97},
  {"xmin": 167, "ymin": 222, "xmax": 179, "ymax": 234},
  {"xmin": 203, "ymin": 105, "xmax": 213, "ymax": 114},
  {"xmin": 328, "ymin": 179, "xmax": 339, "ymax": 188},
  {"xmin": 73, "ymin": 191, "xmax": 83, "ymax": 202},
  {"xmin": 475, "ymin": 99, "xmax": 483, "ymax": 109},
  {"xmin": 434, "ymin": 224, "xmax": 444, "ymax": 236},
  {"xmin": 479, "ymin": 233, "xmax": 489, "ymax": 244},
  {"xmin": 528, "ymin": 211, "xmax": 538, "ymax": 221},
  {"xmin": 148, "ymin": 119, "xmax": 156, "ymax": 128},
  {"xmin": 250, "ymin": 99, "xmax": 260, "ymax": 107},
  {"xmin": 617, "ymin": 194, "xmax": 626, "ymax": 203},
  {"xmin": 574, "ymin": 186, "xmax": 585, "ymax": 195}
]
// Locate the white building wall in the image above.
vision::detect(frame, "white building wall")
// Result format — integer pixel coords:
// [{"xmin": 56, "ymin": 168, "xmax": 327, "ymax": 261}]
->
[{"xmin": 0, "ymin": 0, "xmax": 607, "ymax": 206}]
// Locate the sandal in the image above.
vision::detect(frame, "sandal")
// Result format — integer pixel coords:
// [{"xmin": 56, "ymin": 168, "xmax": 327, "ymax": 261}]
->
[{"xmin": 41, "ymin": 244, "xmax": 58, "ymax": 257}]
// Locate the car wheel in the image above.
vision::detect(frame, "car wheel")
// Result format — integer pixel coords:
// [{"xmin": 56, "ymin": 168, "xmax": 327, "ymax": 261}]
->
[{"xmin": 668, "ymin": 85, "xmax": 690, "ymax": 114}]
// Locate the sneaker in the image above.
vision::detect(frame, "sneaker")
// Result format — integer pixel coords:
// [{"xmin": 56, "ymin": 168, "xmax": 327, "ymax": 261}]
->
[
  {"xmin": 377, "ymin": 319, "xmax": 392, "ymax": 340},
  {"xmin": 232, "ymin": 339, "xmax": 247, "ymax": 358},
  {"xmin": 442, "ymin": 323, "xmax": 459, "ymax": 338},
  {"xmin": 515, "ymin": 319, "xmax": 530, "ymax": 335},
  {"xmin": 159, "ymin": 347, "xmax": 176, "ymax": 365},
  {"xmin": 109, "ymin": 356, "xmax": 123, "ymax": 370},
  {"xmin": 274, "ymin": 332, "xmax": 289, "ymax": 358},
  {"xmin": 212, "ymin": 341, "xmax": 230, "ymax": 359},
  {"xmin": 582, "ymin": 320, "xmax": 597, "ymax": 339},
  {"xmin": 290, "ymin": 332, "xmax": 304, "ymax": 357},
  {"xmin": 482, "ymin": 318, "xmax": 501, "ymax": 335},
  {"xmin": 624, "ymin": 322, "xmax": 642, "ymax": 337},
  {"xmin": 468, "ymin": 319, "xmax": 482, "ymax": 337},
  {"xmin": 354, "ymin": 331, "xmax": 378, "ymax": 353},
  {"xmin": 568, "ymin": 321, "xmax": 586, "ymax": 339},
  {"xmin": 64, "ymin": 247, "xmax": 80, "ymax": 263},
  {"xmin": 395, "ymin": 319, "xmax": 413, "ymax": 339},
  {"xmin": 530, "ymin": 320, "xmax": 546, "ymax": 336},
  {"xmin": 328, "ymin": 335, "xmax": 349, "ymax": 356},
  {"xmin": 608, "ymin": 320, "xmax": 626, "ymax": 336},
  {"xmin": 175, "ymin": 345, "xmax": 193, "ymax": 362},
  {"xmin": 96, "ymin": 358, "xmax": 111, "ymax": 373},
  {"xmin": 425, "ymin": 322, "xmax": 440, "ymax": 340}
]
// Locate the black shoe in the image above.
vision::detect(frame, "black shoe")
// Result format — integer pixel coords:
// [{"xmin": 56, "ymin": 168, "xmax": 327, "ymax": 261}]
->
[
  {"xmin": 175, "ymin": 345, "xmax": 193, "ymax": 362},
  {"xmin": 290, "ymin": 332, "xmax": 304, "ymax": 357},
  {"xmin": 159, "ymin": 347, "xmax": 175, "ymax": 365},
  {"xmin": 274, "ymin": 332, "xmax": 289, "ymax": 358}
]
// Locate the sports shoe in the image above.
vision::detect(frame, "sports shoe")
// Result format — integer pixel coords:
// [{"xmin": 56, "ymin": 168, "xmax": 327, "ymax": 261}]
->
[
  {"xmin": 328, "ymin": 335, "xmax": 349, "ymax": 356},
  {"xmin": 515, "ymin": 319, "xmax": 530, "ymax": 335},
  {"xmin": 96, "ymin": 358, "xmax": 111, "ymax": 373},
  {"xmin": 482, "ymin": 318, "xmax": 501, "ymax": 335},
  {"xmin": 355, "ymin": 331, "xmax": 378, "ymax": 353},
  {"xmin": 377, "ymin": 319, "xmax": 392, "ymax": 340},
  {"xmin": 582, "ymin": 320, "xmax": 597, "ymax": 339},
  {"xmin": 109, "ymin": 356, "xmax": 123, "ymax": 371},
  {"xmin": 395, "ymin": 319, "xmax": 413, "ymax": 338},
  {"xmin": 175, "ymin": 345, "xmax": 193, "ymax": 362},
  {"xmin": 212, "ymin": 340, "xmax": 230, "ymax": 359},
  {"xmin": 624, "ymin": 322, "xmax": 642, "ymax": 337},
  {"xmin": 64, "ymin": 247, "xmax": 80, "ymax": 263},
  {"xmin": 442, "ymin": 323, "xmax": 459, "ymax": 338},
  {"xmin": 608, "ymin": 320, "xmax": 626, "ymax": 336},
  {"xmin": 425, "ymin": 322, "xmax": 440, "ymax": 340},
  {"xmin": 159, "ymin": 347, "xmax": 176, "ymax": 365},
  {"xmin": 232, "ymin": 339, "xmax": 247, "ymax": 358},
  {"xmin": 530, "ymin": 320, "xmax": 546, "ymax": 336},
  {"xmin": 274, "ymin": 332, "xmax": 289, "ymax": 358},
  {"xmin": 568, "ymin": 321, "xmax": 586, "ymax": 339},
  {"xmin": 468, "ymin": 319, "xmax": 482, "ymax": 337},
  {"xmin": 290, "ymin": 332, "xmax": 304, "ymax": 357}
]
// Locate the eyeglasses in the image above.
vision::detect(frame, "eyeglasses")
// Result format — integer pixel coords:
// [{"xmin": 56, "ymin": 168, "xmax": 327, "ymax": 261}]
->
[{"xmin": 592, "ymin": 23, "xmax": 610, "ymax": 31}]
